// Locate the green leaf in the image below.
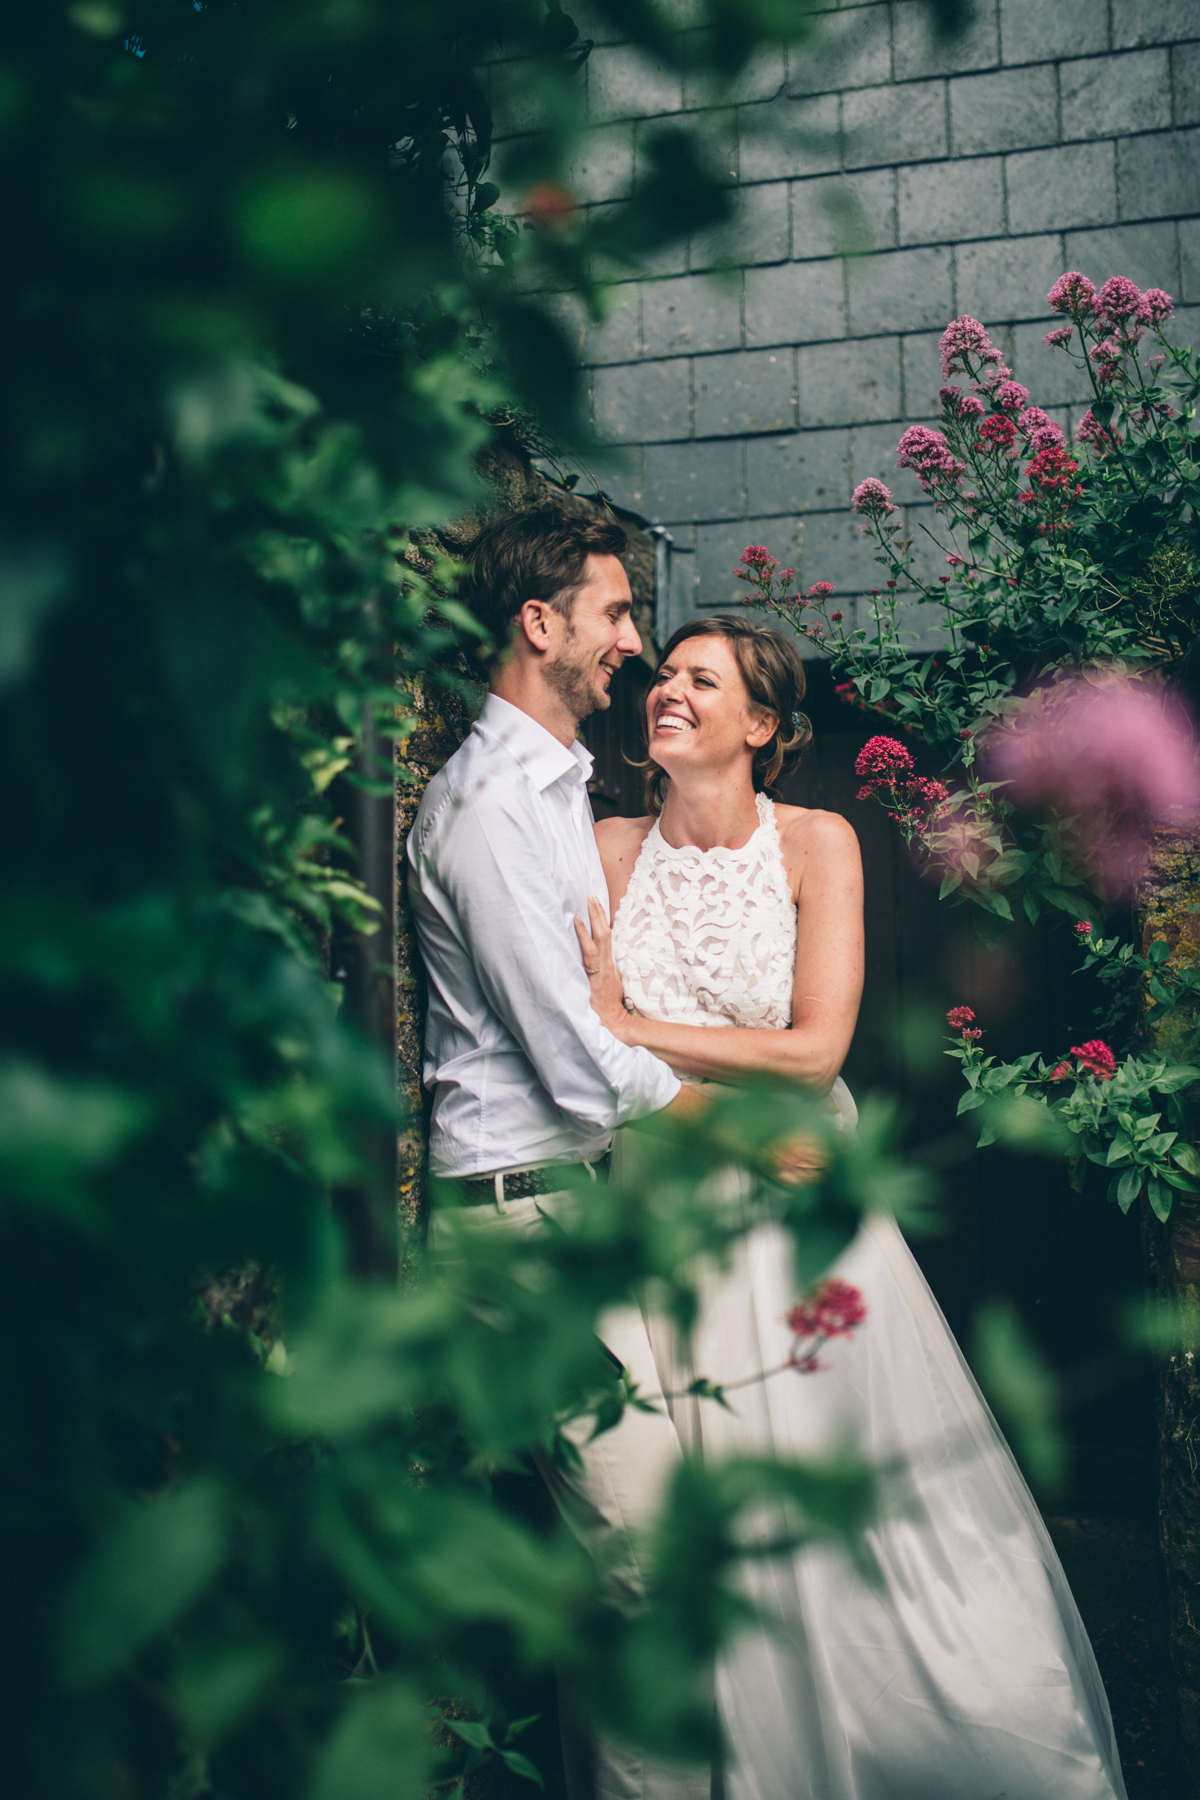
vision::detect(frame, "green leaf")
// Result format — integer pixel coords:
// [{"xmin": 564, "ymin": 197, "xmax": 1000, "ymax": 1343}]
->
[
  {"xmin": 60, "ymin": 1480, "xmax": 228, "ymax": 1689},
  {"xmin": 500, "ymin": 1750, "xmax": 545, "ymax": 1787},
  {"xmin": 313, "ymin": 1680, "xmax": 435, "ymax": 1800},
  {"xmin": 1117, "ymin": 1166, "xmax": 1143, "ymax": 1211},
  {"xmin": 1148, "ymin": 1175, "xmax": 1173, "ymax": 1222},
  {"xmin": 446, "ymin": 1720, "xmax": 495, "ymax": 1751},
  {"xmin": 1173, "ymin": 1143, "xmax": 1200, "ymax": 1177}
]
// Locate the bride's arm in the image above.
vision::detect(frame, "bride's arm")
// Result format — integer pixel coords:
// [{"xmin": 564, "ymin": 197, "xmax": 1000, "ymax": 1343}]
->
[{"xmin": 581, "ymin": 810, "xmax": 864, "ymax": 1093}]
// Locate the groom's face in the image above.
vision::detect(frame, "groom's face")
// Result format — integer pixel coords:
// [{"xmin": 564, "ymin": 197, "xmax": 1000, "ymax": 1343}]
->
[{"xmin": 544, "ymin": 553, "xmax": 641, "ymax": 720}]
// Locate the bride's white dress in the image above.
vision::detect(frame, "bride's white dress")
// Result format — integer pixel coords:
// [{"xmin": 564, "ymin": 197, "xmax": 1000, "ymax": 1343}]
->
[{"xmin": 610, "ymin": 792, "xmax": 1127, "ymax": 1800}]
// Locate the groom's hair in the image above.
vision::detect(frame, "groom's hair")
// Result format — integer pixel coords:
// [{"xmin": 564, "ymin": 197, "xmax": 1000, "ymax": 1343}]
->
[{"xmin": 460, "ymin": 505, "xmax": 627, "ymax": 653}]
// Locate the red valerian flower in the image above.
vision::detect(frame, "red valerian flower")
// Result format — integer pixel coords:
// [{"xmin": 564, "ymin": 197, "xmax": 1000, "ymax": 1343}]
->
[
  {"xmin": 524, "ymin": 182, "xmax": 578, "ymax": 227},
  {"xmin": 1075, "ymin": 920, "xmax": 1093, "ymax": 936},
  {"xmin": 1048, "ymin": 1063, "xmax": 1072, "ymax": 1081},
  {"xmin": 939, "ymin": 315, "xmax": 1004, "ymax": 379},
  {"xmin": 1047, "ymin": 271, "xmax": 1096, "ymax": 317},
  {"xmin": 829, "ymin": 610, "xmax": 843, "ymax": 622},
  {"xmin": 896, "ymin": 425, "xmax": 965, "ymax": 491},
  {"xmin": 993, "ymin": 379, "xmax": 1031, "ymax": 414},
  {"xmin": 807, "ymin": 581, "xmax": 835, "ymax": 601},
  {"xmin": 983, "ymin": 673, "xmax": 1200, "ymax": 897},
  {"xmin": 855, "ymin": 736, "xmax": 914, "ymax": 778},
  {"xmin": 979, "ymin": 414, "xmax": 1018, "ymax": 452},
  {"xmin": 851, "ymin": 477, "xmax": 897, "ymax": 517},
  {"xmin": 1143, "ymin": 287, "xmax": 1174, "ymax": 325},
  {"xmin": 787, "ymin": 1279, "xmax": 867, "ymax": 1342},
  {"xmin": 1095, "ymin": 275, "xmax": 1151, "ymax": 330},
  {"xmin": 740, "ymin": 544, "xmax": 775, "ymax": 569},
  {"xmin": 1071, "ymin": 1039, "xmax": 1117, "ymax": 1081},
  {"xmin": 1043, "ymin": 325, "xmax": 1074, "ymax": 348},
  {"xmin": 1076, "ymin": 408, "xmax": 1122, "ymax": 452},
  {"xmin": 946, "ymin": 1005, "xmax": 976, "ymax": 1031}
]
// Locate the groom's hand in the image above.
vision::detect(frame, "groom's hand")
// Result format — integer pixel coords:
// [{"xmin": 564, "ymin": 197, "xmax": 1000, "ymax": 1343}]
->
[{"xmin": 574, "ymin": 896, "xmax": 631, "ymax": 1038}]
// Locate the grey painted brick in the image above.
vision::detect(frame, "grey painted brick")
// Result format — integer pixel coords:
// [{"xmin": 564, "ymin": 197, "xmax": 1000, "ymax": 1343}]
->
[
  {"xmin": 1009, "ymin": 322, "xmax": 1097, "ymax": 404},
  {"xmin": 788, "ymin": 4, "xmax": 892, "ymax": 97},
  {"xmin": 950, "ymin": 66, "xmax": 1058, "ymax": 157},
  {"xmin": 901, "ymin": 333, "xmax": 946, "ymax": 416},
  {"xmin": 847, "ymin": 244, "xmax": 954, "ymax": 334},
  {"xmin": 636, "ymin": 111, "xmax": 738, "ymax": 194},
  {"xmin": 557, "ymin": 1, "xmax": 628, "ymax": 47},
  {"xmin": 642, "ymin": 272, "xmax": 743, "ymax": 357},
  {"xmin": 892, "ymin": 0, "xmax": 1000, "ymax": 80},
  {"xmin": 746, "ymin": 428, "xmax": 852, "ymax": 513},
  {"xmin": 1114, "ymin": 1, "xmax": 1200, "ymax": 51},
  {"xmin": 695, "ymin": 516, "xmax": 805, "ymax": 611},
  {"xmin": 850, "ymin": 417, "xmax": 928, "ymax": 504},
  {"xmin": 1118, "ymin": 128, "xmax": 1200, "ymax": 221},
  {"xmin": 694, "ymin": 348, "xmax": 797, "ymax": 434},
  {"xmin": 745, "ymin": 258, "xmax": 846, "ymax": 347},
  {"xmin": 686, "ymin": 47, "xmax": 787, "ymax": 109},
  {"xmin": 590, "ymin": 447, "xmax": 645, "ymax": 515},
  {"xmin": 1064, "ymin": 218, "xmax": 1182, "ymax": 291},
  {"xmin": 1176, "ymin": 42, "xmax": 1200, "ymax": 125},
  {"xmin": 843, "ymin": 78, "xmax": 949, "ymax": 169},
  {"xmin": 899, "ymin": 156, "xmax": 1005, "ymax": 244},
  {"xmin": 1006, "ymin": 141, "xmax": 1118, "ymax": 235},
  {"xmin": 565, "ymin": 123, "xmax": 635, "ymax": 204},
  {"xmin": 691, "ymin": 179, "xmax": 790, "ymax": 269},
  {"xmin": 1181, "ymin": 218, "xmax": 1200, "ymax": 300},
  {"xmin": 1168, "ymin": 302, "xmax": 1200, "ymax": 347},
  {"xmin": 739, "ymin": 93, "xmax": 842, "ymax": 183},
  {"xmin": 1060, "ymin": 50, "xmax": 1172, "ymax": 143},
  {"xmin": 798, "ymin": 336, "xmax": 902, "ymax": 426},
  {"xmin": 799, "ymin": 507, "xmax": 883, "ymax": 593},
  {"xmin": 643, "ymin": 439, "xmax": 747, "ymax": 522},
  {"xmin": 1000, "ymin": 0, "xmax": 1109, "ymax": 66},
  {"xmin": 956, "ymin": 233, "xmax": 1066, "ymax": 323},
  {"xmin": 594, "ymin": 358, "xmax": 693, "ymax": 443},
  {"xmin": 588, "ymin": 45, "xmax": 685, "ymax": 123},
  {"xmin": 792, "ymin": 168, "xmax": 897, "ymax": 258},
  {"xmin": 586, "ymin": 199, "xmax": 690, "ymax": 278},
  {"xmin": 548, "ymin": 286, "xmax": 641, "ymax": 366}
]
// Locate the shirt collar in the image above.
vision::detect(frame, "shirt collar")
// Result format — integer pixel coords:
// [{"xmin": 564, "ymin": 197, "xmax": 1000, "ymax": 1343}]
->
[{"xmin": 475, "ymin": 692, "xmax": 594, "ymax": 792}]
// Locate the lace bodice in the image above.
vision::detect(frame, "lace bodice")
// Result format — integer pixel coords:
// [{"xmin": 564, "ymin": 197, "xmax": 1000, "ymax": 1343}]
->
[{"xmin": 611, "ymin": 791, "xmax": 797, "ymax": 1031}]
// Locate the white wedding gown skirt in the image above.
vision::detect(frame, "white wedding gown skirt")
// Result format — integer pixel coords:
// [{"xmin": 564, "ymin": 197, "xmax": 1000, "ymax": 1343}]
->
[{"xmin": 643, "ymin": 1157, "xmax": 1126, "ymax": 1800}]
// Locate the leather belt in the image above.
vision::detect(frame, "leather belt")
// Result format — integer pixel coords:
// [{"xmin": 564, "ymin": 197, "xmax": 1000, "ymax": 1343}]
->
[{"xmin": 449, "ymin": 1154, "xmax": 611, "ymax": 1206}]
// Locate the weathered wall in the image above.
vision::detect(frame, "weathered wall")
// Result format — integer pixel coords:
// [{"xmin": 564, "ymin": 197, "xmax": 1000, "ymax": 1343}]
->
[{"xmin": 498, "ymin": 0, "xmax": 1200, "ymax": 642}]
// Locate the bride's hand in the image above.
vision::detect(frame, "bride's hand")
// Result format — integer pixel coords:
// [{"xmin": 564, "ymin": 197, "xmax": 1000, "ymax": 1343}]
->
[{"xmin": 574, "ymin": 897, "xmax": 631, "ymax": 1037}]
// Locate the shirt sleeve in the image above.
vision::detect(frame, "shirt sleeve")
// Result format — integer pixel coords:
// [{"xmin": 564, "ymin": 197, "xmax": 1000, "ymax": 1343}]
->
[{"xmin": 421, "ymin": 785, "xmax": 680, "ymax": 1135}]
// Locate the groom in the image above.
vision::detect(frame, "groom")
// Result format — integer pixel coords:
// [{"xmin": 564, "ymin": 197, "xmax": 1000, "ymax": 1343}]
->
[{"xmin": 407, "ymin": 504, "xmax": 707, "ymax": 1800}]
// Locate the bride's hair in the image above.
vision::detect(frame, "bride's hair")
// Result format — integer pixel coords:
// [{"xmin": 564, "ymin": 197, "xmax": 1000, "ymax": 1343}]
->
[{"xmin": 641, "ymin": 615, "xmax": 812, "ymax": 814}]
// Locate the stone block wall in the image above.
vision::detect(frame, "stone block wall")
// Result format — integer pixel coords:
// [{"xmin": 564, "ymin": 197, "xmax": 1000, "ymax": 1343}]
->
[{"xmin": 501, "ymin": 0, "xmax": 1200, "ymax": 644}]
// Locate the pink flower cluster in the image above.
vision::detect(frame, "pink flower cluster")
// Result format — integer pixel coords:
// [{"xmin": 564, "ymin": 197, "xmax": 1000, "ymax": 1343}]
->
[
  {"xmin": 854, "ymin": 736, "xmax": 950, "ymax": 828},
  {"xmin": 939, "ymin": 315, "xmax": 1009, "ymax": 383},
  {"xmin": 993, "ymin": 379, "xmax": 1030, "ymax": 414},
  {"xmin": 851, "ymin": 477, "xmax": 897, "ymax": 517},
  {"xmin": 896, "ymin": 424, "xmax": 964, "ymax": 492},
  {"xmin": 982, "ymin": 673, "xmax": 1200, "ymax": 897},
  {"xmin": 1070, "ymin": 1039, "xmax": 1117, "ymax": 1082},
  {"xmin": 786, "ymin": 1279, "xmax": 867, "ymax": 1345},
  {"xmin": 978, "ymin": 414, "xmax": 1018, "ymax": 453},
  {"xmin": 855, "ymin": 736, "xmax": 913, "ymax": 779},
  {"xmin": 1075, "ymin": 920, "xmax": 1093, "ymax": 936},
  {"xmin": 1076, "ymin": 408, "xmax": 1121, "ymax": 452},
  {"xmin": 1045, "ymin": 271, "xmax": 1173, "ymax": 342},
  {"xmin": 946, "ymin": 1005, "xmax": 983, "ymax": 1042}
]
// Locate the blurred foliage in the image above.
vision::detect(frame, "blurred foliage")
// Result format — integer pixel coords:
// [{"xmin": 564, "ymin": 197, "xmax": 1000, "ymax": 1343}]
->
[{"xmin": 0, "ymin": 2, "xmax": 979, "ymax": 1796}]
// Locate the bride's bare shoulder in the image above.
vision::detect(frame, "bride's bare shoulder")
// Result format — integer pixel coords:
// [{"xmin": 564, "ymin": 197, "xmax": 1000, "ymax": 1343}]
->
[{"xmin": 772, "ymin": 804, "xmax": 861, "ymax": 874}]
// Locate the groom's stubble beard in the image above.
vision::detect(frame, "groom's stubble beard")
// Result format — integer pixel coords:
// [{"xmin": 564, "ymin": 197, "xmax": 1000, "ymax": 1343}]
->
[{"xmin": 544, "ymin": 617, "xmax": 608, "ymax": 722}]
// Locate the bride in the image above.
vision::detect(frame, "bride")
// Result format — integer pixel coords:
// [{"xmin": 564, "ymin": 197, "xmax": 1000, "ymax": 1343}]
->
[{"xmin": 575, "ymin": 615, "xmax": 1127, "ymax": 1800}]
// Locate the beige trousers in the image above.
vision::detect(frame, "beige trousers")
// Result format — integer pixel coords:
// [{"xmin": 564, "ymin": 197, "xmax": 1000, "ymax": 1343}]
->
[{"xmin": 430, "ymin": 1189, "xmax": 712, "ymax": 1800}]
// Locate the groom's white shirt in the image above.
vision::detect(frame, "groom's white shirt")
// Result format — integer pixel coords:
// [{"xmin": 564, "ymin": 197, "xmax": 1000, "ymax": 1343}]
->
[{"xmin": 408, "ymin": 692, "xmax": 680, "ymax": 1177}]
